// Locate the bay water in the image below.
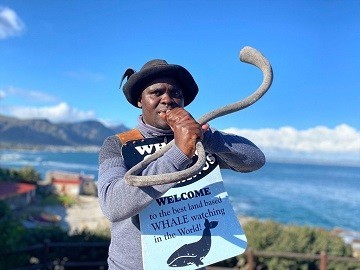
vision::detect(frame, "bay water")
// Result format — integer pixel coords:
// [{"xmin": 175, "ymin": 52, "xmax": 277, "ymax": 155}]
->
[{"xmin": 1, "ymin": 149, "xmax": 359, "ymax": 232}]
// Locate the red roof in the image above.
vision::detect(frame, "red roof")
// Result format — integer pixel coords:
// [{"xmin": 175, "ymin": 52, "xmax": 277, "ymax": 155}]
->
[
  {"xmin": 0, "ymin": 182, "xmax": 36, "ymax": 199},
  {"xmin": 52, "ymin": 178, "xmax": 82, "ymax": 185}
]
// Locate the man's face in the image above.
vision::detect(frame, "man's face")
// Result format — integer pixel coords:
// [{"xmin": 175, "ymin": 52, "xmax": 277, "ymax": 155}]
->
[{"xmin": 138, "ymin": 78, "xmax": 184, "ymax": 130}]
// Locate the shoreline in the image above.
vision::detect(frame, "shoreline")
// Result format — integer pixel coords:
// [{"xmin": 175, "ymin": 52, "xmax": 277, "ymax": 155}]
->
[{"xmin": 2, "ymin": 147, "xmax": 359, "ymax": 168}]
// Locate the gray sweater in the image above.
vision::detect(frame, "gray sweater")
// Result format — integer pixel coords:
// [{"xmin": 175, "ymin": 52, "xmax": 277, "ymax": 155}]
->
[{"xmin": 97, "ymin": 117, "xmax": 265, "ymax": 269}]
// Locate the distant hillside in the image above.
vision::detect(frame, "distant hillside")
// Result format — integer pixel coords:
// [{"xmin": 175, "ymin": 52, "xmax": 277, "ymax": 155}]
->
[{"xmin": 0, "ymin": 115, "xmax": 129, "ymax": 147}]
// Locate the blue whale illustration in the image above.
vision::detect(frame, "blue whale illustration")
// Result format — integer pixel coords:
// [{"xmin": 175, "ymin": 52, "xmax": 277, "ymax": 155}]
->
[{"xmin": 167, "ymin": 218, "xmax": 218, "ymax": 267}]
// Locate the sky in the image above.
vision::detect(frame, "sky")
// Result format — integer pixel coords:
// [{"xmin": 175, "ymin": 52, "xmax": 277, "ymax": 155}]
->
[{"xmin": 0, "ymin": 1, "xmax": 359, "ymax": 164}]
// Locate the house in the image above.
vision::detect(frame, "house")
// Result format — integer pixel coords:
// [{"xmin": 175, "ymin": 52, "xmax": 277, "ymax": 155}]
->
[
  {"xmin": 46, "ymin": 170, "xmax": 96, "ymax": 197},
  {"xmin": 0, "ymin": 182, "xmax": 36, "ymax": 210},
  {"xmin": 80, "ymin": 176, "xmax": 98, "ymax": 196}
]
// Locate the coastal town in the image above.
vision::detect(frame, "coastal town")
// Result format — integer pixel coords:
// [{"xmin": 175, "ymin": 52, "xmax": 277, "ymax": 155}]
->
[{"xmin": 0, "ymin": 170, "xmax": 110, "ymax": 234}]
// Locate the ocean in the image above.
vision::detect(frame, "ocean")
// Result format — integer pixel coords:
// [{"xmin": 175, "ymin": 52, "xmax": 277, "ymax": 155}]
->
[{"xmin": 1, "ymin": 149, "xmax": 359, "ymax": 232}]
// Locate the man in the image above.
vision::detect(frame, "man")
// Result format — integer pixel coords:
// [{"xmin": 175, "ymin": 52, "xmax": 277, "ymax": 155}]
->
[{"xmin": 97, "ymin": 59, "xmax": 265, "ymax": 269}]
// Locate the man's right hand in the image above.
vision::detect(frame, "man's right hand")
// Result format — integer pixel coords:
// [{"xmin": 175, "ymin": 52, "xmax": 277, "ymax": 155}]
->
[{"xmin": 160, "ymin": 108, "xmax": 205, "ymax": 158}]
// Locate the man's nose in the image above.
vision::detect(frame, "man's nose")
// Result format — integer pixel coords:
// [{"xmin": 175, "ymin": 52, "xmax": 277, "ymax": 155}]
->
[{"xmin": 160, "ymin": 91, "xmax": 174, "ymax": 104}]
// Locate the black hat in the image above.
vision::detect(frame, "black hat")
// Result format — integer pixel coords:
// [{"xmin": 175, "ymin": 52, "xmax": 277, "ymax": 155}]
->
[{"xmin": 122, "ymin": 59, "xmax": 199, "ymax": 107}]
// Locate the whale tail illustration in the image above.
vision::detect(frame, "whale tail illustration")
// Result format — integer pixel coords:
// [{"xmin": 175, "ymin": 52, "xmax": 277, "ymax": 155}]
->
[{"xmin": 204, "ymin": 218, "xmax": 218, "ymax": 230}]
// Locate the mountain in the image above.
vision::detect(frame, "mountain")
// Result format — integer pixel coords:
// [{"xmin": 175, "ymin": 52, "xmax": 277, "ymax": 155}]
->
[{"xmin": 0, "ymin": 115, "xmax": 129, "ymax": 147}]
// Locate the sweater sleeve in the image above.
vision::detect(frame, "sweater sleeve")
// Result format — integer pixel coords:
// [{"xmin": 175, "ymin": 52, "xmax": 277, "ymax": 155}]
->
[
  {"xmin": 202, "ymin": 127, "xmax": 265, "ymax": 172},
  {"xmin": 97, "ymin": 135, "xmax": 193, "ymax": 222}
]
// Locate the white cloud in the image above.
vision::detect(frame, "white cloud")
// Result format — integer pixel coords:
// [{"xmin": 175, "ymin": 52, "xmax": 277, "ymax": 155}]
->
[
  {"xmin": 0, "ymin": 90, "xmax": 6, "ymax": 100},
  {"xmin": 3, "ymin": 102, "xmax": 96, "ymax": 122},
  {"xmin": 0, "ymin": 6, "xmax": 25, "ymax": 39},
  {"xmin": 4, "ymin": 86, "xmax": 59, "ymax": 103},
  {"xmin": 223, "ymin": 125, "xmax": 360, "ymax": 154},
  {"xmin": 223, "ymin": 125, "xmax": 360, "ymax": 164}
]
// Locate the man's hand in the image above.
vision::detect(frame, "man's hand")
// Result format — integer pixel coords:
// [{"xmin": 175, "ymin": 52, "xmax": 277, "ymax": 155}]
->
[{"xmin": 160, "ymin": 108, "xmax": 208, "ymax": 158}]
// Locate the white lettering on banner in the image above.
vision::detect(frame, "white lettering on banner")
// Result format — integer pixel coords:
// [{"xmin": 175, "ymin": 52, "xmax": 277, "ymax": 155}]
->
[
  {"xmin": 177, "ymin": 153, "xmax": 217, "ymax": 184},
  {"xmin": 135, "ymin": 142, "xmax": 167, "ymax": 155}
]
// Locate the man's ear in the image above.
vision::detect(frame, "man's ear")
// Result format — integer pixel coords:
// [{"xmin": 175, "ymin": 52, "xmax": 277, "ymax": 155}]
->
[{"xmin": 137, "ymin": 99, "xmax": 142, "ymax": 108}]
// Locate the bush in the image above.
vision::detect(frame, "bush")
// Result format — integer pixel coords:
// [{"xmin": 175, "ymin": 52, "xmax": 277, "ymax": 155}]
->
[
  {"xmin": 18, "ymin": 166, "xmax": 42, "ymax": 183},
  {"xmin": 0, "ymin": 201, "xmax": 28, "ymax": 269},
  {"xmin": 40, "ymin": 194, "xmax": 77, "ymax": 207},
  {"xmin": 57, "ymin": 194, "xmax": 77, "ymax": 207},
  {"xmin": 240, "ymin": 219, "xmax": 356, "ymax": 270},
  {"xmin": 0, "ymin": 166, "xmax": 41, "ymax": 183},
  {"xmin": 0, "ymin": 216, "xmax": 110, "ymax": 269}
]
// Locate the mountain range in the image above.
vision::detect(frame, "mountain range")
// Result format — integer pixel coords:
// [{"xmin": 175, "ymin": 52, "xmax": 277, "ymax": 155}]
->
[{"xmin": 0, "ymin": 115, "xmax": 129, "ymax": 148}]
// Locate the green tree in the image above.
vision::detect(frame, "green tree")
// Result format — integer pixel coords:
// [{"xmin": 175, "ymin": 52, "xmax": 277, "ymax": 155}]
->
[
  {"xmin": 0, "ymin": 166, "xmax": 41, "ymax": 183},
  {"xmin": 18, "ymin": 166, "xmax": 41, "ymax": 183}
]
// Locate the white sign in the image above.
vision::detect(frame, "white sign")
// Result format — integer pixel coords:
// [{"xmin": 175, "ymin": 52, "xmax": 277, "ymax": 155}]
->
[{"xmin": 140, "ymin": 162, "xmax": 247, "ymax": 270}]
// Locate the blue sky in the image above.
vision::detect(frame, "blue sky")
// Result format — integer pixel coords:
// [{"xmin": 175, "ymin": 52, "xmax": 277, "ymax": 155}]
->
[{"xmin": 0, "ymin": 1, "xmax": 359, "ymax": 163}]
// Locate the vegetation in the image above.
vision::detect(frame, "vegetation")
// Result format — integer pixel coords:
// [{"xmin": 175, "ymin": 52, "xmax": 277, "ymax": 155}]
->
[
  {"xmin": 239, "ymin": 220, "xmax": 358, "ymax": 270},
  {"xmin": 0, "ymin": 166, "xmax": 41, "ymax": 183},
  {"xmin": 0, "ymin": 199, "xmax": 109, "ymax": 269},
  {"xmin": 0, "ymin": 166, "xmax": 108, "ymax": 269},
  {"xmin": 40, "ymin": 193, "xmax": 78, "ymax": 207},
  {"xmin": 213, "ymin": 220, "xmax": 358, "ymax": 269},
  {"xmin": 0, "ymin": 201, "xmax": 29, "ymax": 268}
]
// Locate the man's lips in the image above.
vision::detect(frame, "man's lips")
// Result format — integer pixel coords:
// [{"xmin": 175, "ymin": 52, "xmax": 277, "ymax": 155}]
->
[{"xmin": 158, "ymin": 109, "xmax": 171, "ymax": 118}]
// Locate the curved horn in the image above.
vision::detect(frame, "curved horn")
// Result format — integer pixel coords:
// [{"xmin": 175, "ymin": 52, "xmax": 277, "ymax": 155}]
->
[{"xmin": 125, "ymin": 46, "xmax": 273, "ymax": 187}]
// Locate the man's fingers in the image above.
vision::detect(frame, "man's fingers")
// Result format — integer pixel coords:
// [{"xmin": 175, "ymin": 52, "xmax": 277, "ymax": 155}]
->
[
  {"xmin": 202, "ymin": 123, "xmax": 209, "ymax": 132},
  {"xmin": 159, "ymin": 111, "xmax": 167, "ymax": 119}
]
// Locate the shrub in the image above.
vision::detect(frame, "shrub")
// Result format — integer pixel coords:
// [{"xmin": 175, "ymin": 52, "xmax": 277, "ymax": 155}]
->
[
  {"xmin": 17, "ymin": 166, "xmax": 42, "ymax": 183},
  {"xmin": 240, "ymin": 219, "xmax": 356, "ymax": 270},
  {"xmin": 0, "ymin": 166, "xmax": 41, "ymax": 183},
  {"xmin": 0, "ymin": 201, "xmax": 28, "ymax": 269},
  {"xmin": 40, "ymin": 194, "xmax": 77, "ymax": 207}
]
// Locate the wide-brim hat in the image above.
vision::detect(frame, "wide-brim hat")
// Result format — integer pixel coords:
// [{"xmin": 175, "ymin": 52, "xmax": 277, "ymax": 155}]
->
[{"xmin": 122, "ymin": 59, "xmax": 199, "ymax": 107}]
